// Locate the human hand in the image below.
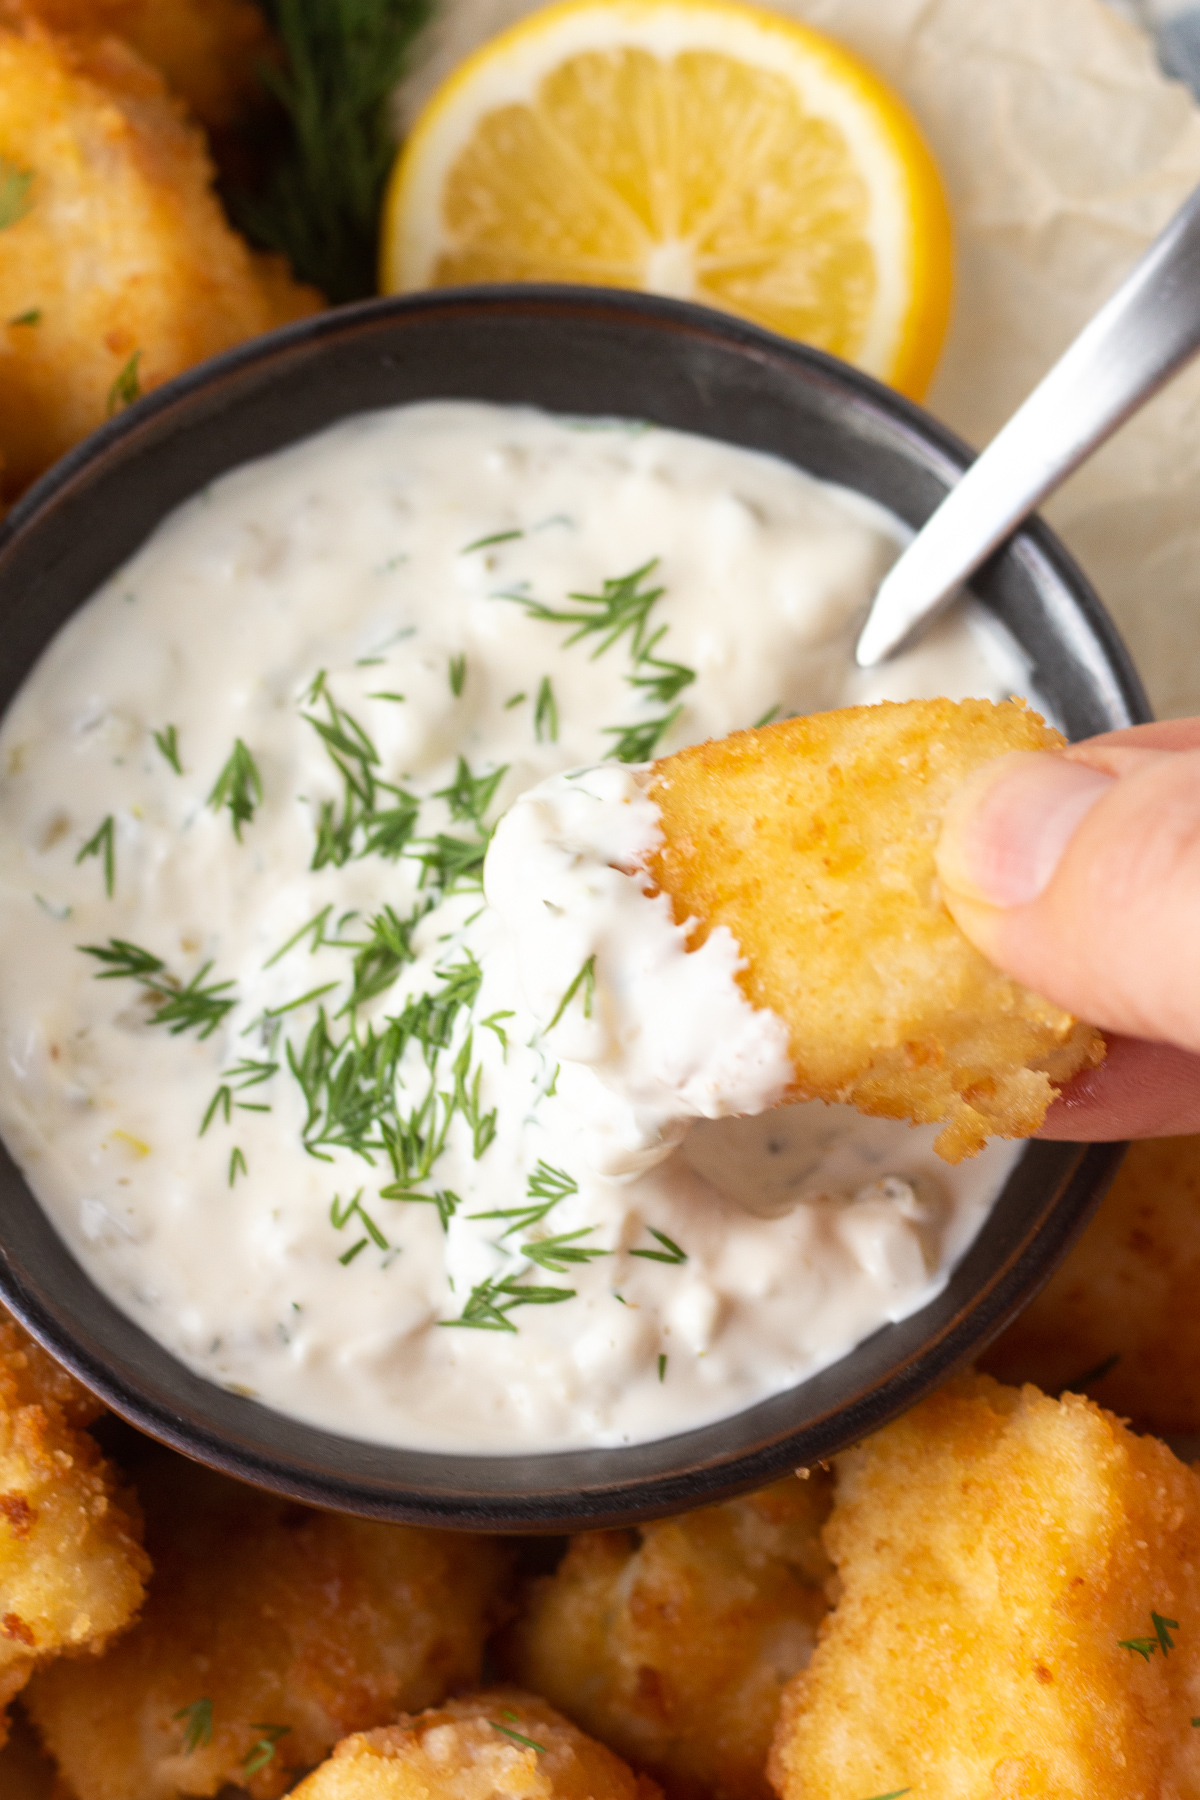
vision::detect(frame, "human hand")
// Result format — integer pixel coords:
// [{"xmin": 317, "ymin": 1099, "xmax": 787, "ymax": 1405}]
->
[{"xmin": 935, "ymin": 716, "xmax": 1200, "ymax": 1140}]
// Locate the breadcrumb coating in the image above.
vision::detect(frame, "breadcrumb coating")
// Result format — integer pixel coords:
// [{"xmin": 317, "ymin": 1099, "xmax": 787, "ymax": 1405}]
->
[
  {"xmin": 2, "ymin": 0, "xmax": 275, "ymax": 132},
  {"xmin": 0, "ymin": 17, "xmax": 320, "ymax": 504},
  {"xmin": 24, "ymin": 1452, "xmax": 512, "ymax": 1799},
  {"xmin": 769, "ymin": 1374, "xmax": 1200, "ymax": 1800},
  {"xmin": 983, "ymin": 1135, "xmax": 1200, "ymax": 1432},
  {"xmin": 0, "ymin": 1306, "xmax": 101, "ymax": 1431},
  {"xmin": 500, "ymin": 1477, "xmax": 832, "ymax": 1800},
  {"xmin": 0, "ymin": 1334, "xmax": 147, "ymax": 1748},
  {"xmin": 646, "ymin": 698, "xmax": 1103, "ymax": 1160},
  {"xmin": 290, "ymin": 1689, "xmax": 663, "ymax": 1800}
]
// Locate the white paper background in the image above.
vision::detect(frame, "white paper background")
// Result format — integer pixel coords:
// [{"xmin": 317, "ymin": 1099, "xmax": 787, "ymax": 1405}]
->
[{"xmin": 400, "ymin": 0, "xmax": 1200, "ymax": 720}]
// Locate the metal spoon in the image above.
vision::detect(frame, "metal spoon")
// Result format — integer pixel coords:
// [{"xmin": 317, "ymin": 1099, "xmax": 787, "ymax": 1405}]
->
[{"xmin": 855, "ymin": 179, "xmax": 1200, "ymax": 668}]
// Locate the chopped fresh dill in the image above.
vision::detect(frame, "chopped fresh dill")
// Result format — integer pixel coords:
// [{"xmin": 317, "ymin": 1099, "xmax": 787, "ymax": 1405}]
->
[
  {"xmin": 228, "ymin": 1146, "xmax": 248, "ymax": 1186},
  {"xmin": 630, "ymin": 1227, "xmax": 687, "ymax": 1265},
  {"xmin": 463, "ymin": 529, "xmax": 524, "ymax": 552},
  {"xmin": 303, "ymin": 675, "xmax": 420, "ymax": 869},
  {"xmin": 201, "ymin": 1087, "xmax": 232, "ymax": 1136},
  {"xmin": 81, "ymin": 939, "xmax": 236, "ymax": 1039},
  {"xmin": 546, "ymin": 955, "xmax": 595, "ymax": 1030},
  {"xmin": 331, "ymin": 1188, "xmax": 388, "ymax": 1252},
  {"xmin": 481, "ymin": 1009, "xmax": 514, "ymax": 1058},
  {"xmin": 658, "ymin": 1352, "xmax": 667, "ymax": 1382},
  {"xmin": 264, "ymin": 905, "xmax": 334, "ymax": 968},
  {"xmin": 208, "ymin": 739, "xmax": 262, "ymax": 840},
  {"xmin": 0, "ymin": 157, "xmax": 32, "ymax": 231},
  {"xmin": 753, "ymin": 704, "xmax": 781, "ymax": 729},
  {"xmin": 434, "ymin": 756, "xmax": 507, "ymax": 827},
  {"xmin": 603, "ymin": 704, "xmax": 682, "ymax": 764},
  {"xmin": 153, "ymin": 723, "xmax": 182, "ymax": 774},
  {"xmin": 451, "ymin": 1034, "xmax": 497, "ymax": 1158},
  {"xmin": 504, "ymin": 691, "xmax": 527, "ymax": 709},
  {"xmin": 1120, "ymin": 1611, "xmax": 1179, "ymax": 1660},
  {"xmin": 8, "ymin": 308, "xmax": 40, "ymax": 327},
  {"xmin": 490, "ymin": 1720, "xmax": 547, "ymax": 1754},
  {"xmin": 470, "ymin": 1161, "xmax": 578, "ymax": 1238},
  {"xmin": 241, "ymin": 1725, "xmax": 292, "ymax": 1780},
  {"xmin": 106, "ymin": 349, "xmax": 142, "ymax": 417},
  {"xmin": 337, "ymin": 901, "xmax": 425, "ymax": 1014},
  {"xmin": 411, "ymin": 832, "xmax": 487, "ymax": 891},
  {"xmin": 76, "ymin": 814, "xmax": 115, "ymax": 896},
  {"xmin": 369, "ymin": 690, "xmax": 406, "ymax": 702},
  {"xmin": 534, "ymin": 674, "xmax": 559, "ymax": 743},
  {"xmin": 449, "ymin": 653, "xmax": 467, "ymax": 697},
  {"xmin": 861, "ymin": 1791, "xmax": 911, "ymax": 1800},
  {"xmin": 260, "ymin": 981, "xmax": 340, "ymax": 1020},
  {"xmin": 626, "ymin": 627, "xmax": 695, "ymax": 705},
  {"xmin": 34, "ymin": 894, "xmax": 70, "ymax": 920},
  {"xmin": 441, "ymin": 1274, "xmax": 575, "ymax": 1332},
  {"xmin": 173, "ymin": 1698, "xmax": 214, "ymax": 1754},
  {"xmin": 385, "ymin": 1186, "xmax": 460, "ymax": 1231},
  {"xmin": 521, "ymin": 1228, "xmax": 609, "ymax": 1272},
  {"xmin": 497, "ymin": 559, "xmax": 665, "ymax": 661},
  {"xmin": 227, "ymin": 0, "xmax": 432, "ymax": 303}
]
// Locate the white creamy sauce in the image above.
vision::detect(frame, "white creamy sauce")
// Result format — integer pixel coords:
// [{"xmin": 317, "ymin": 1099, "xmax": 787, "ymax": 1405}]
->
[{"xmin": 0, "ymin": 401, "xmax": 1026, "ymax": 1453}]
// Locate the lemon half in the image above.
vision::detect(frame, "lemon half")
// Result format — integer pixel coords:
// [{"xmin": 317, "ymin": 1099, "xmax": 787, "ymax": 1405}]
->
[{"xmin": 382, "ymin": 0, "xmax": 953, "ymax": 399}]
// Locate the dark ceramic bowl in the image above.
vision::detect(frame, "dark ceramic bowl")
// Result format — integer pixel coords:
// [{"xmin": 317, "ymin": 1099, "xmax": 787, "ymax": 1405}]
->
[{"xmin": 0, "ymin": 287, "xmax": 1147, "ymax": 1531}]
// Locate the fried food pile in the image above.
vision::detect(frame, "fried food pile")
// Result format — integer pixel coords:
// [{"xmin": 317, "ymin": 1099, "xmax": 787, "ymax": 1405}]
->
[
  {"xmin": 0, "ymin": 1, "xmax": 320, "ymax": 509},
  {"xmin": 24, "ymin": 1447, "xmax": 511, "ymax": 1799},
  {"xmin": 0, "ymin": 1308, "xmax": 148, "ymax": 1748},
  {"xmin": 771, "ymin": 1373, "xmax": 1200, "ymax": 1799},
  {"xmin": 984, "ymin": 1133, "xmax": 1200, "ymax": 1433},
  {"xmin": 647, "ymin": 697, "xmax": 1104, "ymax": 1161}
]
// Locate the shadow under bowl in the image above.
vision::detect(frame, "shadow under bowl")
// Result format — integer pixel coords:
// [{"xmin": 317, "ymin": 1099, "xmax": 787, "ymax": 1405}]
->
[{"xmin": 0, "ymin": 286, "xmax": 1148, "ymax": 1531}]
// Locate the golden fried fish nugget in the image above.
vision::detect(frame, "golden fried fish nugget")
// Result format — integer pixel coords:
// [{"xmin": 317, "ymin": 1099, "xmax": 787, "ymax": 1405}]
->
[
  {"xmin": 290, "ymin": 1689, "xmax": 663, "ymax": 1800},
  {"xmin": 769, "ymin": 1374, "xmax": 1200, "ymax": 1800},
  {"xmin": 0, "ymin": 1346, "xmax": 147, "ymax": 1747},
  {"xmin": 0, "ymin": 1306, "xmax": 102, "ymax": 1431},
  {"xmin": 646, "ymin": 698, "xmax": 1103, "ymax": 1161},
  {"xmin": 24, "ymin": 1452, "xmax": 512, "ymax": 1800},
  {"xmin": 3, "ymin": 0, "xmax": 276, "ymax": 134},
  {"xmin": 983, "ymin": 1135, "xmax": 1200, "ymax": 1432},
  {"xmin": 0, "ymin": 18, "xmax": 320, "ymax": 503},
  {"xmin": 500, "ymin": 1477, "xmax": 832, "ymax": 1800}
]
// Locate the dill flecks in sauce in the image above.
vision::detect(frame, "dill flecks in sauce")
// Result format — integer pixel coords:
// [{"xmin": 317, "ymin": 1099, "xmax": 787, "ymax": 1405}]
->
[{"xmin": 0, "ymin": 401, "xmax": 1030, "ymax": 1452}]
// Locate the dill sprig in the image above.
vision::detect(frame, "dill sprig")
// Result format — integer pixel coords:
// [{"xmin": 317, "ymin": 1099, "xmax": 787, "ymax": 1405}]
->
[
  {"xmin": 106, "ymin": 350, "xmax": 142, "ymax": 417},
  {"xmin": 626, "ymin": 628, "xmax": 696, "ymax": 706},
  {"xmin": 534, "ymin": 675, "xmax": 558, "ymax": 743},
  {"xmin": 153, "ymin": 724, "xmax": 182, "ymax": 773},
  {"xmin": 228, "ymin": 1146, "xmax": 248, "ymax": 1186},
  {"xmin": 331, "ymin": 1188, "xmax": 388, "ymax": 1263},
  {"xmin": 229, "ymin": 0, "xmax": 433, "ymax": 303},
  {"xmin": 603, "ymin": 704, "xmax": 682, "ymax": 764},
  {"xmin": 490, "ymin": 1719, "xmax": 548, "ymax": 1754},
  {"xmin": 522, "ymin": 1228, "xmax": 608, "ymax": 1272},
  {"xmin": 434, "ymin": 756, "xmax": 507, "ymax": 826},
  {"xmin": 76, "ymin": 814, "xmax": 115, "ymax": 896},
  {"xmin": 0, "ymin": 158, "xmax": 33, "ymax": 231},
  {"xmin": 630, "ymin": 1227, "xmax": 687, "ymax": 1265},
  {"xmin": 498, "ymin": 559, "xmax": 664, "ymax": 660},
  {"xmin": 470, "ymin": 1161, "xmax": 577, "ymax": 1238},
  {"xmin": 1119, "ymin": 1610, "xmax": 1179, "ymax": 1660},
  {"xmin": 208, "ymin": 740, "xmax": 262, "ymax": 840},
  {"xmin": 337, "ymin": 902, "xmax": 425, "ymax": 1014},
  {"xmin": 546, "ymin": 955, "xmax": 595, "ymax": 1031},
  {"xmin": 303, "ymin": 675, "xmax": 419, "ymax": 868},
  {"xmin": 658, "ymin": 1352, "xmax": 668, "ymax": 1381},
  {"xmin": 410, "ymin": 756, "xmax": 507, "ymax": 893},
  {"xmin": 242, "ymin": 1725, "xmax": 292, "ymax": 1780},
  {"xmin": 174, "ymin": 1698, "xmax": 214, "ymax": 1754},
  {"xmin": 463, "ymin": 529, "xmax": 523, "ymax": 553},
  {"xmin": 385, "ymin": 1186, "xmax": 460, "ymax": 1231},
  {"xmin": 441, "ymin": 1273, "xmax": 575, "ymax": 1332},
  {"xmin": 449, "ymin": 653, "xmax": 467, "ymax": 697},
  {"xmin": 81, "ymin": 939, "xmax": 236, "ymax": 1040}
]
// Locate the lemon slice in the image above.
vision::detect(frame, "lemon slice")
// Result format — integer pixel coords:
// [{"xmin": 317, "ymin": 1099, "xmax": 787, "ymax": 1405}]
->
[{"xmin": 382, "ymin": 0, "xmax": 952, "ymax": 398}]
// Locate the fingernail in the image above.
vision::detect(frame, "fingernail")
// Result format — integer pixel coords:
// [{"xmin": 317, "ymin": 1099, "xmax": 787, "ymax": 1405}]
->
[{"xmin": 937, "ymin": 751, "xmax": 1114, "ymax": 908}]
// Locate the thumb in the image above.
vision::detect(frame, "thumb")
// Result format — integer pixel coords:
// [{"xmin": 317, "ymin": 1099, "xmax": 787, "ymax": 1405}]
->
[{"xmin": 935, "ymin": 738, "xmax": 1200, "ymax": 1052}]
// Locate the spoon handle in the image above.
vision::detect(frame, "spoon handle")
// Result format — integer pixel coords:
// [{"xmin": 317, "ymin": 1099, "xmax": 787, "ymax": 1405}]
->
[{"xmin": 856, "ymin": 179, "xmax": 1200, "ymax": 667}]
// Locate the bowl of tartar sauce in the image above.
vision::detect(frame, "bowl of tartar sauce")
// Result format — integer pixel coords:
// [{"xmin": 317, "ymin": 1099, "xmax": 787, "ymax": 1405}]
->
[{"xmin": 0, "ymin": 287, "xmax": 1146, "ymax": 1529}]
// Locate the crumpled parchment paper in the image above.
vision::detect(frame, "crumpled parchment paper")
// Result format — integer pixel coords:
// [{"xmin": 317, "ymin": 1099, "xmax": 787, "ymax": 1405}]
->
[{"xmin": 400, "ymin": 0, "xmax": 1200, "ymax": 720}]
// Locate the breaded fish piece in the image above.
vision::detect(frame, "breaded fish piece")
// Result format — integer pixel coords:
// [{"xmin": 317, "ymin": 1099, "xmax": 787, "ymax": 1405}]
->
[
  {"xmin": 0, "ymin": 18, "xmax": 320, "ymax": 504},
  {"xmin": 0, "ymin": 1337, "xmax": 147, "ymax": 1747},
  {"xmin": 24, "ymin": 1451, "xmax": 512, "ymax": 1800},
  {"xmin": 3, "ymin": 0, "xmax": 276, "ymax": 134},
  {"xmin": 769, "ymin": 1374, "xmax": 1200, "ymax": 1800},
  {"xmin": 0, "ymin": 1306, "xmax": 101, "ymax": 1431},
  {"xmin": 646, "ymin": 698, "xmax": 1103, "ymax": 1161},
  {"xmin": 983, "ymin": 1135, "xmax": 1200, "ymax": 1432},
  {"xmin": 500, "ymin": 1476, "xmax": 832, "ymax": 1800},
  {"xmin": 290, "ymin": 1689, "xmax": 663, "ymax": 1800}
]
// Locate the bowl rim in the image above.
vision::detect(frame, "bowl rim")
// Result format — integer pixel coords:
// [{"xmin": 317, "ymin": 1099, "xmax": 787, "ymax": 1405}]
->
[{"xmin": 0, "ymin": 284, "xmax": 1149, "ymax": 1529}]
